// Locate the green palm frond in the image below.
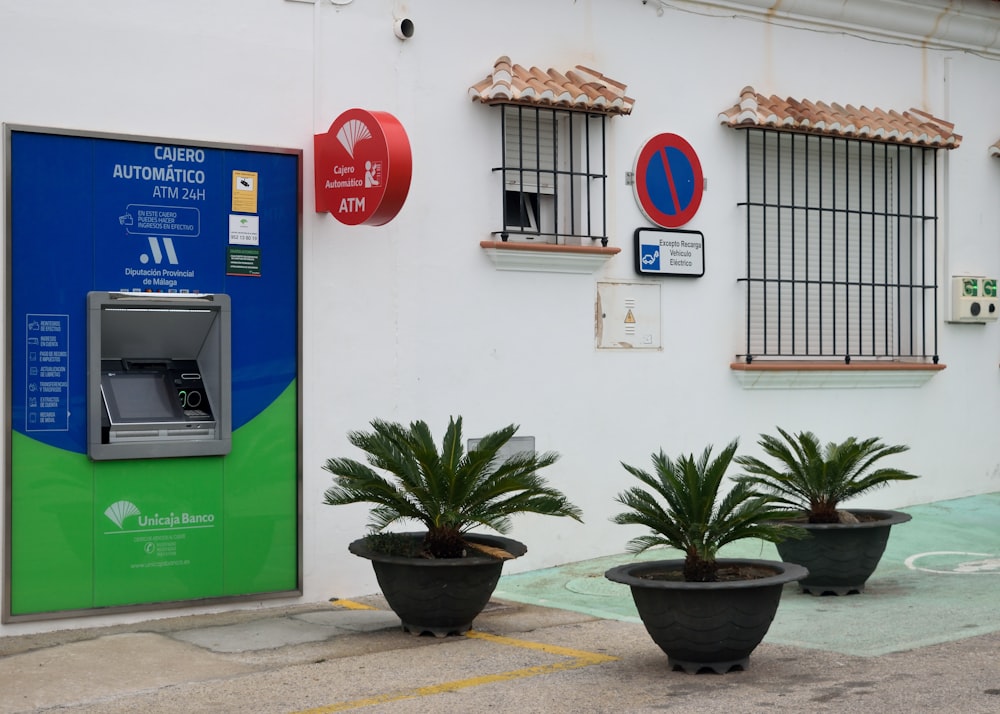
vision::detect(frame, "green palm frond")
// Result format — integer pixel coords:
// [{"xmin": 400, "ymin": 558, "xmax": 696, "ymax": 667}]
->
[
  {"xmin": 734, "ymin": 427, "xmax": 919, "ymax": 523},
  {"xmin": 323, "ymin": 416, "xmax": 582, "ymax": 557},
  {"xmin": 612, "ymin": 440, "xmax": 799, "ymax": 582}
]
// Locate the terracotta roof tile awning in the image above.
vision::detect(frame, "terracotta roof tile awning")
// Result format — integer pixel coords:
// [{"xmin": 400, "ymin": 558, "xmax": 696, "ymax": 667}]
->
[
  {"xmin": 469, "ymin": 56, "xmax": 634, "ymax": 116},
  {"xmin": 718, "ymin": 86, "xmax": 961, "ymax": 149}
]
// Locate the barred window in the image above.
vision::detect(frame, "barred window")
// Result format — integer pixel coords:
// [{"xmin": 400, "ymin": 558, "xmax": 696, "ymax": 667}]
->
[
  {"xmin": 495, "ymin": 104, "xmax": 609, "ymax": 247},
  {"xmin": 737, "ymin": 128, "xmax": 940, "ymax": 364}
]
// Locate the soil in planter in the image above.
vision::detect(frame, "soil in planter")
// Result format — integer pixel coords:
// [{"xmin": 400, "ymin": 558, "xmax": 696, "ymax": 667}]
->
[
  {"xmin": 638, "ymin": 564, "xmax": 780, "ymax": 582},
  {"xmin": 362, "ymin": 532, "xmax": 514, "ymax": 560},
  {"xmin": 785, "ymin": 511, "xmax": 886, "ymax": 525}
]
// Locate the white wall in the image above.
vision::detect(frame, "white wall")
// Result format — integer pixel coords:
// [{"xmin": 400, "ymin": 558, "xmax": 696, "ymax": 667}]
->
[{"xmin": 3, "ymin": 0, "xmax": 1000, "ymax": 634}]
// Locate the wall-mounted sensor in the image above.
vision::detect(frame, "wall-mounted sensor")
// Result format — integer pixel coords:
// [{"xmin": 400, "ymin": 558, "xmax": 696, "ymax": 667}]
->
[
  {"xmin": 394, "ymin": 18, "xmax": 414, "ymax": 40},
  {"xmin": 949, "ymin": 276, "xmax": 999, "ymax": 323}
]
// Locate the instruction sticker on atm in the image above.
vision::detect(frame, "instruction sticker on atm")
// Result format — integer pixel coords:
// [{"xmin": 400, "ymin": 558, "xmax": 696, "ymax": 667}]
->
[
  {"xmin": 232, "ymin": 171, "xmax": 259, "ymax": 213},
  {"xmin": 25, "ymin": 313, "xmax": 70, "ymax": 432},
  {"xmin": 229, "ymin": 215, "xmax": 259, "ymax": 246},
  {"xmin": 119, "ymin": 204, "xmax": 201, "ymax": 237},
  {"xmin": 227, "ymin": 246, "xmax": 261, "ymax": 276}
]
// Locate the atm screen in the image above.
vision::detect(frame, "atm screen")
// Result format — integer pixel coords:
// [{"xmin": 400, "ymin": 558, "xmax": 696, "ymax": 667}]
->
[{"xmin": 102, "ymin": 372, "xmax": 184, "ymax": 423}]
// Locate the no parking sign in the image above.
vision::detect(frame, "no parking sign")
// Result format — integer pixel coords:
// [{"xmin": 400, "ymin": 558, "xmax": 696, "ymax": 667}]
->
[{"xmin": 633, "ymin": 133, "xmax": 703, "ymax": 228}]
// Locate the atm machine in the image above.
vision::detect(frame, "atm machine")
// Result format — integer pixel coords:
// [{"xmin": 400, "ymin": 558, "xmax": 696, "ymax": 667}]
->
[{"xmin": 87, "ymin": 291, "xmax": 231, "ymax": 460}]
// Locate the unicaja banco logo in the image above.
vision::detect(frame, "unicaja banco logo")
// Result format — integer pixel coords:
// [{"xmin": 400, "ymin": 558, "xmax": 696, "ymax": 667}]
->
[
  {"xmin": 103, "ymin": 499, "xmax": 217, "ymax": 530},
  {"xmin": 336, "ymin": 118, "xmax": 372, "ymax": 159},
  {"xmin": 104, "ymin": 500, "xmax": 141, "ymax": 529}
]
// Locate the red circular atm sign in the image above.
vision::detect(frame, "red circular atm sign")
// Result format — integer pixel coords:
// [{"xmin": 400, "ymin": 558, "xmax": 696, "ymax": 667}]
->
[{"xmin": 314, "ymin": 108, "xmax": 412, "ymax": 226}]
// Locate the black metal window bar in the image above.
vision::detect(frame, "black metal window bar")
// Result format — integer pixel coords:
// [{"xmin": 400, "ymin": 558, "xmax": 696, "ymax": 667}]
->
[
  {"xmin": 494, "ymin": 104, "xmax": 609, "ymax": 247},
  {"xmin": 737, "ymin": 128, "xmax": 940, "ymax": 364}
]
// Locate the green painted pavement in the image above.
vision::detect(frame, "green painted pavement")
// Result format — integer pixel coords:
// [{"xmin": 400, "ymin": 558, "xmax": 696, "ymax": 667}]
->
[{"xmin": 494, "ymin": 492, "xmax": 1000, "ymax": 657}]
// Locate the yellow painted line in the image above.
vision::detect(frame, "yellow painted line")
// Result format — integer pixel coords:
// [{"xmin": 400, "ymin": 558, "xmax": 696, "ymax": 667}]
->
[
  {"xmin": 328, "ymin": 598, "xmax": 377, "ymax": 611},
  {"xmin": 294, "ymin": 629, "xmax": 618, "ymax": 714},
  {"xmin": 465, "ymin": 629, "xmax": 615, "ymax": 661}
]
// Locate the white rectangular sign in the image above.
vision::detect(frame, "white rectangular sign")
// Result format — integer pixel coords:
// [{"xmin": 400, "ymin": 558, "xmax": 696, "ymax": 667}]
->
[
  {"xmin": 229, "ymin": 214, "xmax": 260, "ymax": 246},
  {"xmin": 634, "ymin": 227, "xmax": 704, "ymax": 277}
]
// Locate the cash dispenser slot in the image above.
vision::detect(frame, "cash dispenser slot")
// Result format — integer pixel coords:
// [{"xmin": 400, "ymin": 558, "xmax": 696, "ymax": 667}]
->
[{"xmin": 88, "ymin": 292, "xmax": 231, "ymax": 460}]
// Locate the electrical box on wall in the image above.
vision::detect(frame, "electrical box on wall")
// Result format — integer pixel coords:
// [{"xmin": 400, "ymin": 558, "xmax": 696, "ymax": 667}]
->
[
  {"xmin": 596, "ymin": 281, "xmax": 662, "ymax": 349},
  {"xmin": 949, "ymin": 276, "xmax": 999, "ymax": 323}
]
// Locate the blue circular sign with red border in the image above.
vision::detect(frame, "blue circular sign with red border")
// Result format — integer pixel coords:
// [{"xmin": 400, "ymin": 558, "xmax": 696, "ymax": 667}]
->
[{"xmin": 633, "ymin": 133, "xmax": 704, "ymax": 228}]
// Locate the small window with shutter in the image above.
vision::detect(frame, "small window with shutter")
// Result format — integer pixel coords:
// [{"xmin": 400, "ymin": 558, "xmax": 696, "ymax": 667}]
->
[
  {"xmin": 469, "ymin": 58, "xmax": 633, "ymax": 260},
  {"xmin": 493, "ymin": 104, "xmax": 609, "ymax": 246}
]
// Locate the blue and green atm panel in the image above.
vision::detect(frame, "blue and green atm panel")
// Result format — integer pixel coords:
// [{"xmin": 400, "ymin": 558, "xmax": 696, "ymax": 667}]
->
[{"xmin": 4, "ymin": 125, "xmax": 301, "ymax": 619}]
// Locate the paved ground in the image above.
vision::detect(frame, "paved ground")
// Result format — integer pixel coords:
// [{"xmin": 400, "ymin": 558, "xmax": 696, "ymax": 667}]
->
[
  {"xmin": 1, "ymin": 595, "xmax": 1000, "ymax": 713},
  {"xmin": 0, "ymin": 493, "xmax": 998, "ymax": 712}
]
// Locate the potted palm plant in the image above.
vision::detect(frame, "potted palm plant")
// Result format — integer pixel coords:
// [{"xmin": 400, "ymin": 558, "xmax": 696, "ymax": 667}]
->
[
  {"xmin": 604, "ymin": 440, "xmax": 807, "ymax": 674},
  {"xmin": 734, "ymin": 427, "xmax": 919, "ymax": 595},
  {"xmin": 322, "ymin": 415, "xmax": 583, "ymax": 636}
]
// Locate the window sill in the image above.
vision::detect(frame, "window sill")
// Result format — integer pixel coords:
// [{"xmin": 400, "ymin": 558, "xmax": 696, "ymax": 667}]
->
[
  {"xmin": 730, "ymin": 360, "xmax": 946, "ymax": 389},
  {"xmin": 480, "ymin": 240, "xmax": 621, "ymax": 274}
]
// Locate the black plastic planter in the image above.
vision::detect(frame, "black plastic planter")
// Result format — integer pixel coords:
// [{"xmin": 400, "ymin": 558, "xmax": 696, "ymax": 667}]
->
[
  {"xmin": 605, "ymin": 558, "xmax": 807, "ymax": 674},
  {"xmin": 349, "ymin": 532, "xmax": 526, "ymax": 636},
  {"xmin": 775, "ymin": 508, "xmax": 912, "ymax": 595}
]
